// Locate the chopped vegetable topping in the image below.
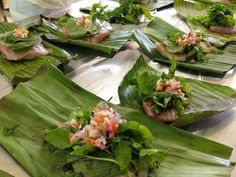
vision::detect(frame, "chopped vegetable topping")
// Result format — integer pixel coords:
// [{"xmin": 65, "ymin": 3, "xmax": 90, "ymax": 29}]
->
[
  {"xmin": 12, "ymin": 27, "xmax": 29, "ymax": 38},
  {"xmin": 65, "ymin": 104, "xmax": 124, "ymax": 150},
  {"xmin": 160, "ymin": 31, "xmax": 218, "ymax": 63},
  {"xmin": 156, "ymin": 78, "xmax": 185, "ymax": 98},
  {"xmin": 176, "ymin": 32, "xmax": 203, "ymax": 47}
]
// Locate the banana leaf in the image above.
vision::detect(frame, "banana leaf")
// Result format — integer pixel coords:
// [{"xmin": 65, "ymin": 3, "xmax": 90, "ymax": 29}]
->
[
  {"xmin": 118, "ymin": 55, "xmax": 236, "ymax": 127},
  {"xmin": 32, "ymin": 17, "xmax": 133, "ymax": 56},
  {"xmin": 132, "ymin": 17, "xmax": 236, "ymax": 75},
  {"xmin": 0, "ymin": 63, "xmax": 234, "ymax": 177},
  {"xmin": 0, "ymin": 22, "xmax": 72, "ymax": 85},
  {"xmin": 174, "ymin": 0, "xmax": 236, "ymax": 47},
  {"xmin": 0, "ymin": 170, "xmax": 14, "ymax": 177}
]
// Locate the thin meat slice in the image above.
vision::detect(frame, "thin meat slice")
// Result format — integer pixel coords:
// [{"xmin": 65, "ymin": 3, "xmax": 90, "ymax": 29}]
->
[
  {"xmin": 0, "ymin": 43, "xmax": 49, "ymax": 61},
  {"xmin": 198, "ymin": 41, "xmax": 213, "ymax": 53},
  {"xmin": 210, "ymin": 26, "xmax": 236, "ymax": 35},
  {"xmin": 142, "ymin": 100, "xmax": 179, "ymax": 122},
  {"xmin": 155, "ymin": 43, "xmax": 187, "ymax": 62},
  {"xmin": 84, "ymin": 29, "xmax": 110, "ymax": 44},
  {"xmin": 218, "ymin": 0, "xmax": 231, "ymax": 3}
]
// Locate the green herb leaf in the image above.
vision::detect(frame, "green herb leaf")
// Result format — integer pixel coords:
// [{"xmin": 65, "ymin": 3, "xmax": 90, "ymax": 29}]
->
[
  {"xmin": 118, "ymin": 121, "xmax": 153, "ymax": 145},
  {"xmin": 115, "ymin": 139, "xmax": 132, "ymax": 173},
  {"xmin": 73, "ymin": 158, "xmax": 120, "ymax": 177},
  {"xmin": 10, "ymin": 41, "xmax": 35, "ymax": 53},
  {"xmin": 136, "ymin": 71, "xmax": 160, "ymax": 97},
  {"xmin": 69, "ymin": 107, "xmax": 91, "ymax": 126},
  {"xmin": 137, "ymin": 149, "xmax": 165, "ymax": 169},
  {"xmin": 44, "ymin": 128, "xmax": 72, "ymax": 149},
  {"xmin": 71, "ymin": 143, "xmax": 94, "ymax": 156}
]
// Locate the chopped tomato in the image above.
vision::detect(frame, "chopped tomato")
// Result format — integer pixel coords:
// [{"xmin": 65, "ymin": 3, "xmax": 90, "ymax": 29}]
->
[
  {"xmin": 84, "ymin": 137, "xmax": 97, "ymax": 145},
  {"xmin": 95, "ymin": 108, "xmax": 101, "ymax": 113},
  {"xmin": 94, "ymin": 116, "xmax": 105, "ymax": 124},
  {"xmin": 111, "ymin": 121, "xmax": 118, "ymax": 135}
]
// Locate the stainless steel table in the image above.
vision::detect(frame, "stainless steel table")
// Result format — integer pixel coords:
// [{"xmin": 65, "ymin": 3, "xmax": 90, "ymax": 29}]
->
[{"xmin": 0, "ymin": 1, "xmax": 236, "ymax": 177}]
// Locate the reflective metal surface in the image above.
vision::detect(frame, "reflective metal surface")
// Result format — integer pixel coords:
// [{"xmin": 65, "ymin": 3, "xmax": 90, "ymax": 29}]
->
[{"xmin": 0, "ymin": 1, "xmax": 236, "ymax": 177}]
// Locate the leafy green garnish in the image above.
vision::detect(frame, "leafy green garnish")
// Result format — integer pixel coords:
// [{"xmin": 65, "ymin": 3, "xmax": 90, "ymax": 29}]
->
[
  {"xmin": 55, "ymin": 15, "xmax": 101, "ymax": 39},
  {"xmin": 136, "ymin": 60, "xmax": 191, "ymax": 116},
  {"xmin": 90, "ymin": 0, "xmax": 153, "ymax": 24},
  {"xmin": 0, "ymin": 30, "xmax": 44, "ymax": 53},
  {"xmin": 44, "ymin": 128, "xmax": 72, "ymax": 149},
  {"xmin": 69, "ymin": 106, "xmax": 91, "ymax": 126},
  {"xmin": 90, "ymin": 3, "xmax": 109, "ymax": 21},
  {"xmin": 196, "ymin": 3, "xmax": 236, "ymax": 27},
  {"xmin": 163, "ymin": 32, "xmax": 210, "ymax": 63}
]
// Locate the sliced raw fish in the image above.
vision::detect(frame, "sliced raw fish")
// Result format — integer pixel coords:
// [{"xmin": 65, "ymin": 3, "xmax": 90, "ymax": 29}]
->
[
  {"xmin": 210, "ymin": 26, "xmax": 236, "ymax": 35},
  {"xmin": 0, "ymin": 43, "xmax": 49, "ymax": 61},
  {"xmin": 84, "ymin": 29, "xmax": 110, "ymax": 44},
  {"xmin": 155, "ymin": 43, "xmax": 187, "ymax": 62},
  {"xmin": 142, "ymin": 100, "xmax": 179, "ymax": 122}
]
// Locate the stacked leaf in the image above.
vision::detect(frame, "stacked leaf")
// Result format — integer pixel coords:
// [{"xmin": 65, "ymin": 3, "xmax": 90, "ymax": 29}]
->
[
  {"xmin": 118, "ymin": 55, "xmax": 236, "ymax": 127},
  {"xmin": 133, "ymin": 17, "xmax": 236, "ymax": 74},
  {"xmin": 0, "ymin": 22, "xmax": 71, "ymax": 85},
  {"xmin": 0, "ymin": 63, "xmax": 234, "ymax": 177},
  {"xmin": 31, "ymin": 16, "xmax": 132, "ymax": 55},
  {"xmin": 174, "ymin": 0, "xmax": 236, "ymax": 47}
]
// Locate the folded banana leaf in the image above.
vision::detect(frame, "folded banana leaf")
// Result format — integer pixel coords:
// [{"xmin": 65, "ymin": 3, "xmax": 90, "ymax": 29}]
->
[
  {"xmin": 0, "ymin": 63, "xmax": 234, "ymax": 177},
  {"xmin": 0, "ymin": 22, "xmax": 72, "ymax": 85},
  {"xmin": 174, "ymin": 0, "xmax": 236, "ymax": 47},
  {"xmin": 132, "ymin": 17, "xmax": 236, "ymax": 75},
  {"xmin": 32, "ymin": 17, "xmax": 132, "ymax": 56},
  {"xmin": 0, "ymin": 170, "xmax": 14, "ymax": 177},
  {"xmin": 118, "ymin": 55, "xmax": 236, "ymax": 127}
]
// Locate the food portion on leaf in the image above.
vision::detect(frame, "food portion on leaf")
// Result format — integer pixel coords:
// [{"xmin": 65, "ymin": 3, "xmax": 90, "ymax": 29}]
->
[
  {"xmin": 174, "ymin": 0, "xmax": 236, "ymax": 47},
  {"xmin": 89, "ymin": 0, "xmax": 153, "ymax": 24},
  {"xmin": 132, "ymin": 17, "xmax": 236, "ymax": 74},
  {"xmin": 194, "ymin": 3, "xmax": 236, "ymax": 34},
  {"xmin": 55, "ymin": 15, "xmax": 111, "ymax": 44},
  {"xmin": 135, "ymin": 59, "xmax": 192, "ymax": 122},
  {"xmin": 45, "ymin": 101, "xmax": 164, "ymax": 177},
  {"xmin": 0, "ymin": 22, "xmax": 71, "ymax": 85},
  {"xmin": 118, "ymin": 55, "xmax": 236, "ymax": 127},
  {"xmin": 32, "ymin": 14, "xmax": 132, "ymax": 55},
  {"xmin": 155, "ymin": 31, "xmax": 217, "ymax": 63},
  {"xmin": 0, "ymin": 27, "xmax": 49, "ymax": 61}
]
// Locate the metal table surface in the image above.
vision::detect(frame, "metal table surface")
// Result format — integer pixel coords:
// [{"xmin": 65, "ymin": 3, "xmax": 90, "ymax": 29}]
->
[{"xmin": 0, "ymin": 2, "xmax": 236, "ymax": 177}]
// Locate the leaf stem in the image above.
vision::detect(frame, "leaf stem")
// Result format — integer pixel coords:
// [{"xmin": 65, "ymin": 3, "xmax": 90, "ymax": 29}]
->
[
  {"xmin": 127, "ymin": 169, "xmax": 133, "ymax": 177},
  {"xmin": 85, "ymin": 155, "xmax": 119, "ymax": 165}
]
